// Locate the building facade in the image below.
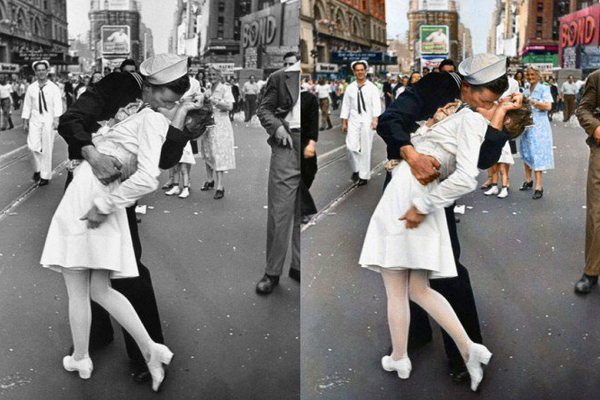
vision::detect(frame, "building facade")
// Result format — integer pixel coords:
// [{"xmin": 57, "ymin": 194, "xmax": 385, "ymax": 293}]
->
[
  {"xmin": 196, "ymin": 0, "xmax": 251, "ymax": 67},
  {"xmin": 306, "ymin": 0, "xmax": 388, "ymax": 78},
  {"xmin": 89, "ymin": 0, "xmax": 145, "ymax": 71},
  {"xmin": 407, "ymin": 0, "xmax": 462, "ymax": 70},
  {"xmin": 0, "ymin": 0, "xmax": 70, "ymax": 75}
]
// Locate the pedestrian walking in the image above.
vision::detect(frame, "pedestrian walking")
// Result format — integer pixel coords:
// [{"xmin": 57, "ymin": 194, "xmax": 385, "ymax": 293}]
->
[
  {"xmin": 548, "ymin": 77, "xmax": 559, "ymax": 121},
  {"xmin": 58, "ymin": 54, "xmax": 203, "ymax": 384},
  {"xmin": 198, "ymin": 66, "xmax": 236, "ymax": 200},
  {"xmin": 519, "ymin": 65, "xmax": 554, "ymax": 199},
  {"xmin": 562, "ymin": 75, "xmax": 578, "ymax": 122},
  {"xmin": 255, "ymin": 52, "xmax": 301, "ymax": 295},
  {"xmin": 383, "ymin": 74, "xmax": 394, "ymax": 108},
  {"xmin": 575, "ymin": 68, "xmax": 600, "ymax": 294},
  {"xmin": 22, "ymin": 60, "xmax": 63, "ymax": 186},
  {"xmin": 314, "ymin": 77, "xmax": 332, "ymax": 130},
  {"xmin": 0, "ymin": 77, "xmax": 14, "ymax": 130},
  {"xmin": 40, "ymin": 55, "xmax": 197, "ymax": 391},
  {"xmin": 242, "ymin": 75, "xmax": 259, "ymax": 122},
  {"xmin": 340, "ymin": 60, "xmax": 381, "ymax": 186}
]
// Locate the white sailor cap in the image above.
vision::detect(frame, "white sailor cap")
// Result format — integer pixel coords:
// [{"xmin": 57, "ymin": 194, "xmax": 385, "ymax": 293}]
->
[
  {"xmin": 139, "ymin": 54, "xmax": 188, "ymax": 85},
  {"xmin": 458, "ymin": 54, "xmax": 507, "ymax": 85},
  {"xmin": 351, "ymin": 60, "xmax": 369, "ymax": 70},
  {"xmin": 32, "ymin": 60, "xmax": 50, "ymax": 70}
]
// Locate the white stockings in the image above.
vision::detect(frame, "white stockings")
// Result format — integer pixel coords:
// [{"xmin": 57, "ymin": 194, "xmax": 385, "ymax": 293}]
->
[{"xmin": 381, "ymin": 269, "xmax": 472, "ymax": 361}]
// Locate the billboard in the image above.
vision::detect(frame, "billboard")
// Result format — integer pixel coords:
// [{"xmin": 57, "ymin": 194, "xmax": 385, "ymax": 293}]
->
[
  {"xmin": 559, "ymin": 4, "xmax": 600, "ymax": 68},
  {"xmin": 420, "ymin": 25, "xmax": 449, "ymax": 55},
  {"xmin": 106, "ymin": 0, "xmax": 131, "ymax": 10},
  {"xmin": 241, "ymin": 2, "xmax": 283, "ymax": 49},
  {"xmin": 418, "ymin": 0, "xmax": 449, "ymax": 11},
  {"xmin": 101, "ymin": 25, "xmax": 131, "ymax": 55}
]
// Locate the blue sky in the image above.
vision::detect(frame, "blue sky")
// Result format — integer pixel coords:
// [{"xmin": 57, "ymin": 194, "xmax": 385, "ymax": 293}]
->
[{"xmin": 386, "ymin": 0, "xmax": 496, "ymax": 54}]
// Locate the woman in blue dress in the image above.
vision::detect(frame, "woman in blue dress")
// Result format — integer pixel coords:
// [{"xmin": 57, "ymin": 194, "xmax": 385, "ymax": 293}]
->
[{"xmin": 519, "ymin": 65, "xmax": 554, "ymax": 199}]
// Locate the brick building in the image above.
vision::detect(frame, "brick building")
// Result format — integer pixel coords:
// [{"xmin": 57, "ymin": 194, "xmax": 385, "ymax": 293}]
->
[
  {"xmin": 516, "ymin": 0, "xmax": 590, "ymax": 66},
  {"xmin": 0, "ymin": 0, "xmax": 70, "ymax": 76},
  {"xmin": 407, "ymin": 0, "xmax": 463, "ymax": 70}
]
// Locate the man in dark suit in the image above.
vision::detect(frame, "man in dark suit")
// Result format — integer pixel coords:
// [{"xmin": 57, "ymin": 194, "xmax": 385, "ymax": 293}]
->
[
  {"xmin": 255, "ymin": 52, "xmax": 301, "ymax": 294},
  {"xmin": 301, "ymin": 88, "xmax": 319, "ymax": 223},
  {"xmin": 58, "ymin": 61, "xmax": 202, "ymax": 382}
]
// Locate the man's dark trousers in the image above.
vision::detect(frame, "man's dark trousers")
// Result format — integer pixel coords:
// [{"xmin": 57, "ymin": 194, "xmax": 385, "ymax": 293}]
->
[
  {"xmin": 65, "ymin": 173, "xmax": 164, "ymax": 364},
  {"xmin": 383, "ymin": 171, "xmax": 482, "ymax": 367},
  {"xmin": 245, "ymin": 94, "xmax": 257, "ymax": 121}
]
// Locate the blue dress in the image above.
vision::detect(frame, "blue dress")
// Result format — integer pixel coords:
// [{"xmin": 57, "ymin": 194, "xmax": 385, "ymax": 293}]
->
[{"xmin": 520, "ymin": 84, "xmax": 554, "ymax": 171}]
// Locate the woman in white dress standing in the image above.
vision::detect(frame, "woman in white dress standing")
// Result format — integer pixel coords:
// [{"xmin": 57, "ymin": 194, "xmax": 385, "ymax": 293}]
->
[
  {"xmin": 39, "ymin": 54, "xmax": 200, "ymax": 392},
  {"xmin": 199, "ymin": 66, "xmax": 236, "ymax": 199}
]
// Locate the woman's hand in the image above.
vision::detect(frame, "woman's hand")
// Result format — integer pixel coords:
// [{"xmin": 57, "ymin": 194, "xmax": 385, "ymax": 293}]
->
[
  {"xmin": 400, "ymin": 206, "xmax": 426, "ymax": 229},
  {"xmin": 80, "ymin": 205, "xmax": 108, "ymax": 229}
]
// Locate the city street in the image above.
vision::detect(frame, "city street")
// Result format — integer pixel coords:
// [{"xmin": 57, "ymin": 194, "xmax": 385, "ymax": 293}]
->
[
  {"xmin": 0, "ymin": 114, "xmax": 300, "ymax": 400},
  {"xmin": 302, "ymin": 108, "xmax": 600, "ymax": 399}
]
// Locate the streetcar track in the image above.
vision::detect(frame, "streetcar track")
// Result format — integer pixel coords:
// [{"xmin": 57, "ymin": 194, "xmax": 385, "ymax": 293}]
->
[
  {"xmin": 0, "ymin": 160, "xmax": 69, "ymax": 222},
  {"xmin": 301, "ymin": 160, "xmax": 387, "ymax": 233}
]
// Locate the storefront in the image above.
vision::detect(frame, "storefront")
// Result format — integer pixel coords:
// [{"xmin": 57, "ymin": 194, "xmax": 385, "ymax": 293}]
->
[
  {"xmin": 521, "ymin": 45, "xmax": 559, "ymax": 67},
  {"xmin": 559, "ymin": 3, "xmax": 600, "ymax": 74}
]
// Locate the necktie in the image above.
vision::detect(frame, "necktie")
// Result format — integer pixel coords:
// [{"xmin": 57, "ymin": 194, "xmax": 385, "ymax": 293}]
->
[
  {"xmin": 38, "ymin": 86, "xmax": 47, "ymax": 114},
  {"xmin": 357, "ymin": 85, "xmax": 366, "ymax": 115}
]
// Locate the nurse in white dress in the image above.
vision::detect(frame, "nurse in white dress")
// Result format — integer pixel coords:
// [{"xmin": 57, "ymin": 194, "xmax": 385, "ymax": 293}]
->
[
  {"xmin": 340, "ymin": 60, "xmax": 381, "ymax": 184},
  {"xmin": 39, "ymin": 54, "xmax": 199, "ymax": 391},
  {"xmin": 359, "ymin": 54, "xmax": 519, "ymax": 392}
]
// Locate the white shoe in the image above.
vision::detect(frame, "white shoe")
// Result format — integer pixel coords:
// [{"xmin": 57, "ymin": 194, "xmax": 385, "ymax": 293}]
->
[
  {"xmin": 381, "ymin": 355, "xmax": 412, "ymax": 379},
  {"xmin": 178, "ymin": 187, "xmax": 190, "ymax": 199},
  {"xmin": 497, "ymin": 187, "xmax": 509, "ymax": 199},
  {"xmin": 465, "ymin": 343, "xmax": 492, "ymax": 392},
  {"xmin": 165, "ymin": 186, "xmax": 180, "ymax": 196},
  {"xmin": 63, "ymin": 355, "xmax": 93, "ymax": 379},
  {"xmin": 484, "ymin": 185, "xmax": 499, "ymax": 196},
  {"xmin": 146, "ymin": 343, "xmax": 174, "ymax": 392}
]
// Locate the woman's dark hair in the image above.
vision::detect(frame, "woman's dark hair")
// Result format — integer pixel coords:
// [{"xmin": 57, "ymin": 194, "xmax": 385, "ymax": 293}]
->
[
  {"xmin": 469, "ymin": 74, "xmax": 509, "ymax": 95},
  {"xmin": 505, "ymin": 98, "xmax": 533, "ymax": 139},
  {"xmin": 147, "ymin": 74, "xmax": 190, "ymax": 95}
]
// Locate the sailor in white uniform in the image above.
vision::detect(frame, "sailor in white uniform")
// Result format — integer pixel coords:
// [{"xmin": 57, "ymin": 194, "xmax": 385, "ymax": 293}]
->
[
  {"xmin": 340, "ymin": 60, "xmax": 381, "ymax": 185},
  {"xmin": 22, "ymin": 60, "xmax": 63, "ymax": 186}
]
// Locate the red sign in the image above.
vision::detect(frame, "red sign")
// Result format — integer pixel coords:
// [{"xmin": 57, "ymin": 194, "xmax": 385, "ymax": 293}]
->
[{"xmin": 559, "ymin": 4, "xmax": 600, "ymax": 67}]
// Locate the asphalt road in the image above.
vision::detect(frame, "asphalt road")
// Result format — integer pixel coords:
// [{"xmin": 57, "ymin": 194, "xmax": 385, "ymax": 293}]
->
[
  {"xmin": 0, "ymin": 114, "xmax": 300, "ymax": 400},
  {"xmin": 302, "ymin": 110, "xmax": 600, "ymax": 399}
]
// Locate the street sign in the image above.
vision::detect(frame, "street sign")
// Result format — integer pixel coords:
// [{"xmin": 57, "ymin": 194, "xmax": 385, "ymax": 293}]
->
[
  {"xmin": 0, "ymin": 63, "xmax": 19, "ymax": 73},
  {"xmin": 330, "ymin": 51, "xmax": 384, "ymax": 63},
  {"xmin": 420, "ymin": 25, "xmax": 449, "ymax": 55},
  {"xmin": 12, "ymin": 50, "xmax": 64, "ymax": 63},
  {"xmin": 316, "ymin": 63, "xmax": 339, "ymax": 73},
  {"xmin": 101, "ymin": 25, "xmax": 131, "ymax": 55},
  {"xmin": 528, "ymin": 63, "xmax": 554, "ymax": 73}
]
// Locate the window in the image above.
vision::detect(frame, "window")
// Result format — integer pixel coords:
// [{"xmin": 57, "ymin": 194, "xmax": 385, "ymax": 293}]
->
[
  {"xmin": 218, "ymin": 1, "xmax": 225, "ymax": 12},
  {"xmin": 218, "ymin": 16, "xmax": 224, "ymax": 25},
  {"xmin": 537, "ymin": 3, "xmax": 543, "ymax": 12},
  {"xmin": 537, "ymin": 17, "xmax": 543, "ymax": 26}
]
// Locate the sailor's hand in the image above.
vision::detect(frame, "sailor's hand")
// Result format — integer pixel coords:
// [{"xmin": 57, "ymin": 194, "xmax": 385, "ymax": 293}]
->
[
  {"xmin": 80, "ymin": 205, "xmax": 108, "ymax": 229},
  {"xmin": 400, "ymin": 206, "xmax": 426, "ymax": 229}
]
